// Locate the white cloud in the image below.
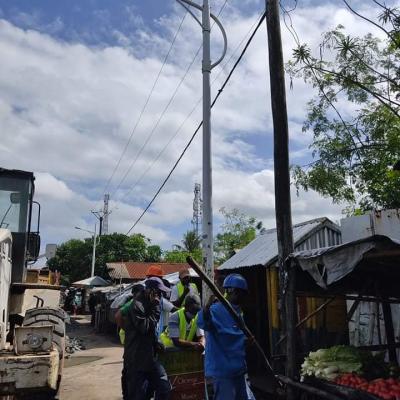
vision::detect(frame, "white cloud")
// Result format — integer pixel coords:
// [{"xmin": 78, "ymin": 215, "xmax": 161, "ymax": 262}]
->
[{"xmin": 0, "ymin": 2, "xmax": 383, "ymax": 250}]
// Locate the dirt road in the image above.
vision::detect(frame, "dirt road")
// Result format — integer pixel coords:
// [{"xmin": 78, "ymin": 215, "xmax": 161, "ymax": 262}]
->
[{"xmin": 60, "ymin": 316, "xmax": 123, "ymax": 400}]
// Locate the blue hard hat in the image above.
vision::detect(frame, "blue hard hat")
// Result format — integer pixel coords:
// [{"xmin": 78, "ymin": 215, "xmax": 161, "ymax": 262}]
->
[{"xmin": 223, "ymin": 274, "xmax": 248, "ymax": 291}]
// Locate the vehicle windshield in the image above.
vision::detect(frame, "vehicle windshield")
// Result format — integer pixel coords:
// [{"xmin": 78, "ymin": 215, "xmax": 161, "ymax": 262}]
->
[{"xmin": 0, "ymin": 176, "xmax": 31, "ymax": 233}]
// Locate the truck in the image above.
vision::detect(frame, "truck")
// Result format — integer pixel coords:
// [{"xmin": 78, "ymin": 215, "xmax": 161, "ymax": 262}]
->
[{"xmin": 0, "ymin": 168, "xmax": 65, "ymax": 399}]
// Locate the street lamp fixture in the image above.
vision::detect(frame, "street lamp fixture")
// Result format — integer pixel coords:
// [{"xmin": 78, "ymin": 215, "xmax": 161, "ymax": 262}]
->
[
  {"xmin": 175, "ymin": 0, "xmax": 227, "ymax": 302},
  {"xmin": 75, "ymin": 224, "xmax": 98, "ymax": 278}
]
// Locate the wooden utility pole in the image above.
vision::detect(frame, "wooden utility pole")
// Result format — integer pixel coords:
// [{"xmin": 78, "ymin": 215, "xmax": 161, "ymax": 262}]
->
[{"xmin": 265, "ymin": 0, "xmax": 296, "ymax": 397}]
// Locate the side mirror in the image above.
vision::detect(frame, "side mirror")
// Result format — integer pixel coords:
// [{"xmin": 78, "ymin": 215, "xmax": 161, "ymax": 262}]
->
[
  {"xmin": 27, "ymin": 233, "xmax": 41, "ymax": 262},
  {"xmin": 45, "ymin": 244, "xmax": 57, "ymax": 260}
]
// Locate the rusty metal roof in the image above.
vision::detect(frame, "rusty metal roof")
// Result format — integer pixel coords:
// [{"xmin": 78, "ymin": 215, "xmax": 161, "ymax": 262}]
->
[{"xmin": 106, "ymin": 262, "xmax": 189, "ymax": 280}]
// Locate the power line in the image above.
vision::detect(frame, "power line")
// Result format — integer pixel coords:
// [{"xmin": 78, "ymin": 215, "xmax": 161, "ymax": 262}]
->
[
  {"xmin": 126, "ymin": 11, "xmax": 267, "ymax": 234},
  {"xmin": 111, "ymin": 45, "xmax": 202, "ymax": 198},
  {"xmin": 102, "ymin": 12, "xmax": 188, "ymax": 195},
  {"xmin": 113, "ymin": 12, "xmax": 263, "ymax": 209},
  {"xmin": 111, "ymin": 0, "xmax": 230, "ymax": 200}
]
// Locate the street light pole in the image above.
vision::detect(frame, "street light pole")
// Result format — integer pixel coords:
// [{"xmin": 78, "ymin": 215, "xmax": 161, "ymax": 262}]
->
[
  {"xmin": 75, "ymin": 225, "xmax": 98, "ymax": 278},
  {"xmin": 175, "ymin": 0, "xmax": 227, "ymax": 301},
  {"xmin": 201, "ymin": 0, "xmax": 213, "ymax": 298},
  {"xmin": 91, "ymin": 223, "xmax": 97, "ymax": 278}
]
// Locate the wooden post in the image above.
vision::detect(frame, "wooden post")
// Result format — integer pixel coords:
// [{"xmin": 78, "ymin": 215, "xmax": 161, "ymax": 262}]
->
[
  {"xmin": 265, "ymin": 0, "xmax": 296, "ymax": 395},
  {"xmin": 382, "ymin": 301, "xmax": 398, "ymax": 365}
]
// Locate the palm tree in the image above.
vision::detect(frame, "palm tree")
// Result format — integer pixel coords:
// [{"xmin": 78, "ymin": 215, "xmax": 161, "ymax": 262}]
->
[{"xmin": 174, "ymin": 230, "xmax": 201, "ymax": 252}]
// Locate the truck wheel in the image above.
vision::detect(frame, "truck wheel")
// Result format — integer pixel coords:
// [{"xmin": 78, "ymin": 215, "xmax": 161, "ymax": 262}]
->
[
  {"xmin": 22, "ymin": 307, "xmax": 66, "ymax": 398},
  {"xmin": 23, "ymin": 307, "xmax": 66, "ymax": 359}
]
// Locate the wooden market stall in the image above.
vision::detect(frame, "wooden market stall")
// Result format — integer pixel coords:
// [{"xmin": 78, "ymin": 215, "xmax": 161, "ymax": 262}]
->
[{"xmin": 280, "ymin": 234, "xmax": 400, "ymax": 399}]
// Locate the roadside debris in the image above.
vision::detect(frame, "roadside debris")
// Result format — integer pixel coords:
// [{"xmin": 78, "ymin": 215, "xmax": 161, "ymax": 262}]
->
[{"xmin": 66, "ymin": 336, "xmax": 86, "ymax": 354}]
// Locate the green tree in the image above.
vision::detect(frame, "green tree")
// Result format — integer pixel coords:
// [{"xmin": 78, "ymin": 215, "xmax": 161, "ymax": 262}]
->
[
  {"xmin": 145, "ymin": 245, "xmax": 162, "ymax": 262},
  {"xmin": 174, "ymin": 230, "xmax": 201, "ymax": 252},
  {"xmin": 289, "ymin": 6, "xmax": 400, "ymax": 211},
  {"xmin": 164, "ymin": 248, "xmax": 202, "ymax": 263},
  {"xmin": 214, "ymin": 207, "xmax": 263, "ymax": 264},
  {"xmin": 48, "ymin": 233, "xmax": 161, "ymax": 284}
]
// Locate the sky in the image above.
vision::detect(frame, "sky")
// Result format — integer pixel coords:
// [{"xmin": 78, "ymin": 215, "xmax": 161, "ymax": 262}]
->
[{"xmin": 0, "ymin": 0, "xmax": 391, "ymax": 255}]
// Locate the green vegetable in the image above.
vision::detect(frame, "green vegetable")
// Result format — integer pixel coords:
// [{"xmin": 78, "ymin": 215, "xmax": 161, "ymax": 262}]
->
[{"xmin": 301, "ymin": 346, "xmax": 363, "ymax": 381}]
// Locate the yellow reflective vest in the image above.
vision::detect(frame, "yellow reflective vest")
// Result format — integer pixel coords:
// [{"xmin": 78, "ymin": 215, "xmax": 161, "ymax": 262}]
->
[
  {"xmin": 160, "ymin": 308, "xmax": 198, "ymax": 347},
  {"xmin": 177, "ymin": 281, "xmax": 198, "ymax": 299}
]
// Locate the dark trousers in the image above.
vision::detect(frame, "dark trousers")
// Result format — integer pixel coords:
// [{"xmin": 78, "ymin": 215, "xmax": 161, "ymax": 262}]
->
[
  {"xmin": 127, "ymin": 361, "xmax": 171, "ymax": 400},
  {"xmin": 122, "ymin": 362, "xmax": 128, "ymax": 400}
]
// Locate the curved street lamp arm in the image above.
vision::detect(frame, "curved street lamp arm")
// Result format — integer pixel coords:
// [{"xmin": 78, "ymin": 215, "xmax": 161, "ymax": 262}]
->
[{"xmin": 209, "ymin": 12, "xmax": 227, "ymax": 69}]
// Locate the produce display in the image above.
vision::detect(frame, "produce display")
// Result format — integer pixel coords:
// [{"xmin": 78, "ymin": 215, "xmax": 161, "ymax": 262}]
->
[
  {"xmin": 301, "ymin": 345, "xmax": 400, "ymax": 399},
  {"xmin": 334, "ymin": 374, "xmax": 400, "ymax": 399}
]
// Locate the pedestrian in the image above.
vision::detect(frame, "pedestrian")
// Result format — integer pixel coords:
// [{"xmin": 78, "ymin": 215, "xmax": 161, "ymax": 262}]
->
[
  {"xmin": 198, "ymin": 273, "xmax": 251, "ymax": 400},
  {"xmin": 115, "ymin": 283, "xmax": 145, "ymax": 400},
  {"xmin": 123, "ymin": 277, "xmax": 171, "ymax": 400},
  {"xmin": 88, "ymin": 292, "xmax": 97, "ymax": 327},
  {"xmin": 170, "ymin": 268, "xmax": 199, "ymax": 308},
  {"xmin": 145, "ymin": 265, "xmax": 176, "ymax": 334},
  {"xmin": 160, "ymin": 293, "xmax": 204, "ymax": 350},
  {"xmin": 72, "ymin": 290, "xmax": 82, "ymax": 316}
]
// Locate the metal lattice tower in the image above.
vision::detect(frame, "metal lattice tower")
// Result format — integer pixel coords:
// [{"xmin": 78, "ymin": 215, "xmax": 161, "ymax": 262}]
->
[
  {"xmin": 192, "ymin": 183, "xmax": 202, "ymax": 237},
  {"xmin": 103, "ymin": 194, "xmax": 110, "ymax": 235}
]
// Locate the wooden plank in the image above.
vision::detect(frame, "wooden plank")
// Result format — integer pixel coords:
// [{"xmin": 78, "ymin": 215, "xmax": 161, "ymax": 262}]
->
[{"xmin": 382, "ymin": 301, "xmax": 398, "ymax": 365}]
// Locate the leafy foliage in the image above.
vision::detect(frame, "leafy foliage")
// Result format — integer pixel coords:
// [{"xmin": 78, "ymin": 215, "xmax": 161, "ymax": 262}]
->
[
  {"xmin": 164, "ymin": 248, "xmax": 202, "ymax": 263},
  {"xmin": 289, "ymin": 7, "xmax": 400, "ymax": 211},
  {"xmin": 214, "ymin": 207, "xmax": 264, "ymax": 264},
  {"xmin": 47, "ymin": 233, "xmax": 161, "ymax": 284},
  {"xmin": 174, "ymin": 230, "xmax": 201, "ymax": 252},
  {"xmin": 164, "ymin": 230, "xmax": 202, "ymax": 264}
]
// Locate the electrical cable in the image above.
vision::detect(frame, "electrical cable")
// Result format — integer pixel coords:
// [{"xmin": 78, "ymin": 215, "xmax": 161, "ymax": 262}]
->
[
  {"xmin": 111, "ymin": 0, "xmax": 230, "ymax": 200},
  {"xmin": 126, "ymin": 11, "xmax": 267, "ymax": 234},
  {"xmin": 110, "ymin": 45, "xmax": 202, "ymax": 198},
  {"xmin": 112, "ymin": 11, "xmax": 263, "ymax": 209},
  {"xmin": 101, "ymin": 12, "xmax": 188, "ymax": 196}
]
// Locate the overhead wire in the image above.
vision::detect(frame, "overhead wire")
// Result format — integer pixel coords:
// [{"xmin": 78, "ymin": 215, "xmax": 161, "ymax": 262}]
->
[
  {"xmin": 112, "ymin": 11, "xmax": 263, "ymax": 210},
  {"xmin": 110, "ymin": 0, "xmax": 230, "ymax": 200},
  {"xmin": 101, "ymin": 11, "xmax": 188, "ymax": 196},
  {"xmin": 126, "ymin": 11, "xmax": 267, "ymax": 234}
]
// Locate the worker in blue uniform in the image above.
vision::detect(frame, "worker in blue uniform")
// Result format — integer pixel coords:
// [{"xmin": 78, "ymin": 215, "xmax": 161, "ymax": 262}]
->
[{"xmin": 198, "ymin": 273, "xmax": 253, "ymax": 400}]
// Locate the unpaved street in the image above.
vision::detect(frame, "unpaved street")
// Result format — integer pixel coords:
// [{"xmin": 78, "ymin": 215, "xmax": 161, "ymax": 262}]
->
[{"xmin": 61, "ymin": 316, "xmax": 123, "ymax": 400}]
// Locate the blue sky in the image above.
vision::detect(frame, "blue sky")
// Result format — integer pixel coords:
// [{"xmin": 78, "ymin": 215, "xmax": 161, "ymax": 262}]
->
[{"xmin": 0, "ymin": 0, "xmax": 386, "ymax": 255}]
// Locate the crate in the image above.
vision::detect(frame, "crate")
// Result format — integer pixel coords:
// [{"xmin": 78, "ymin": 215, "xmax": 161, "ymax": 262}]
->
[
  {"xmin": 159, "ymin": 349, "xmax": 205, "ymax": 399},
  {"xmin": 158, "ymin": 348, "xmax": 203, "ymax": 375}
]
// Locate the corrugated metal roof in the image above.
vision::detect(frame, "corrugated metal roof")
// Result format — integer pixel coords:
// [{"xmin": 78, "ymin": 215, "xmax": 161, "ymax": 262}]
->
[
  {"xmin": 106, "ymin": 262, "xmax": 189, "ymax": 280},
  {"xmin": 218, "ymin": 217, "xmax": 340, "ymax": 270}
]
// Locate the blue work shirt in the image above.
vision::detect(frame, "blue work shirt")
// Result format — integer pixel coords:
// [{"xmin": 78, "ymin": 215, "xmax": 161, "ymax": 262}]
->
[{"xmin": 197, "ymin": 302, "xmax": 246, "ymax": 379}]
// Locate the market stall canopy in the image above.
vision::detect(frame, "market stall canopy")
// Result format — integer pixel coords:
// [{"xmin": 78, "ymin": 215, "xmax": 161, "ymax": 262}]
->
[
  {"xmin": 72, "ymin": 276, "xmax": 109, "ymax": 287},
  {"xmin": 289, "ymin": 235, "xmax": 400, "ymax": 296}
]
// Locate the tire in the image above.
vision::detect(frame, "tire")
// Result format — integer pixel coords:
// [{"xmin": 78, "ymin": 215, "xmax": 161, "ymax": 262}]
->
[
  {"xmin": 22, "ymin": 307, "xmax": 66, "ymax": 398},
  {"xmin": 23, "ymin": 307, "xmax": 66, "ymax": 359}
]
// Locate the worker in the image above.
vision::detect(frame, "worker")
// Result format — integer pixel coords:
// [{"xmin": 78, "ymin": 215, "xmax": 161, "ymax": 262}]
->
[
  {"xmin": 170, "ymin": 268, "xmax": 199, "ymax": 308},
  {"xmin": 115, "ymin": 283, "xmax": 145, "ymax": 400},
  {"xmin": 123, "ymin": 277, "xmax": 171, "ymax": 400},
  {"xmin": 160, "ymin": 293, "xmax": 204, "ymax": 350},
  {"xmin": 146, "ymin": 265, "xmax": 176, "ymax": 333},
  {"xmin": 198, "ymin": 273, "xmax": 251, "ymax": 400}
]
